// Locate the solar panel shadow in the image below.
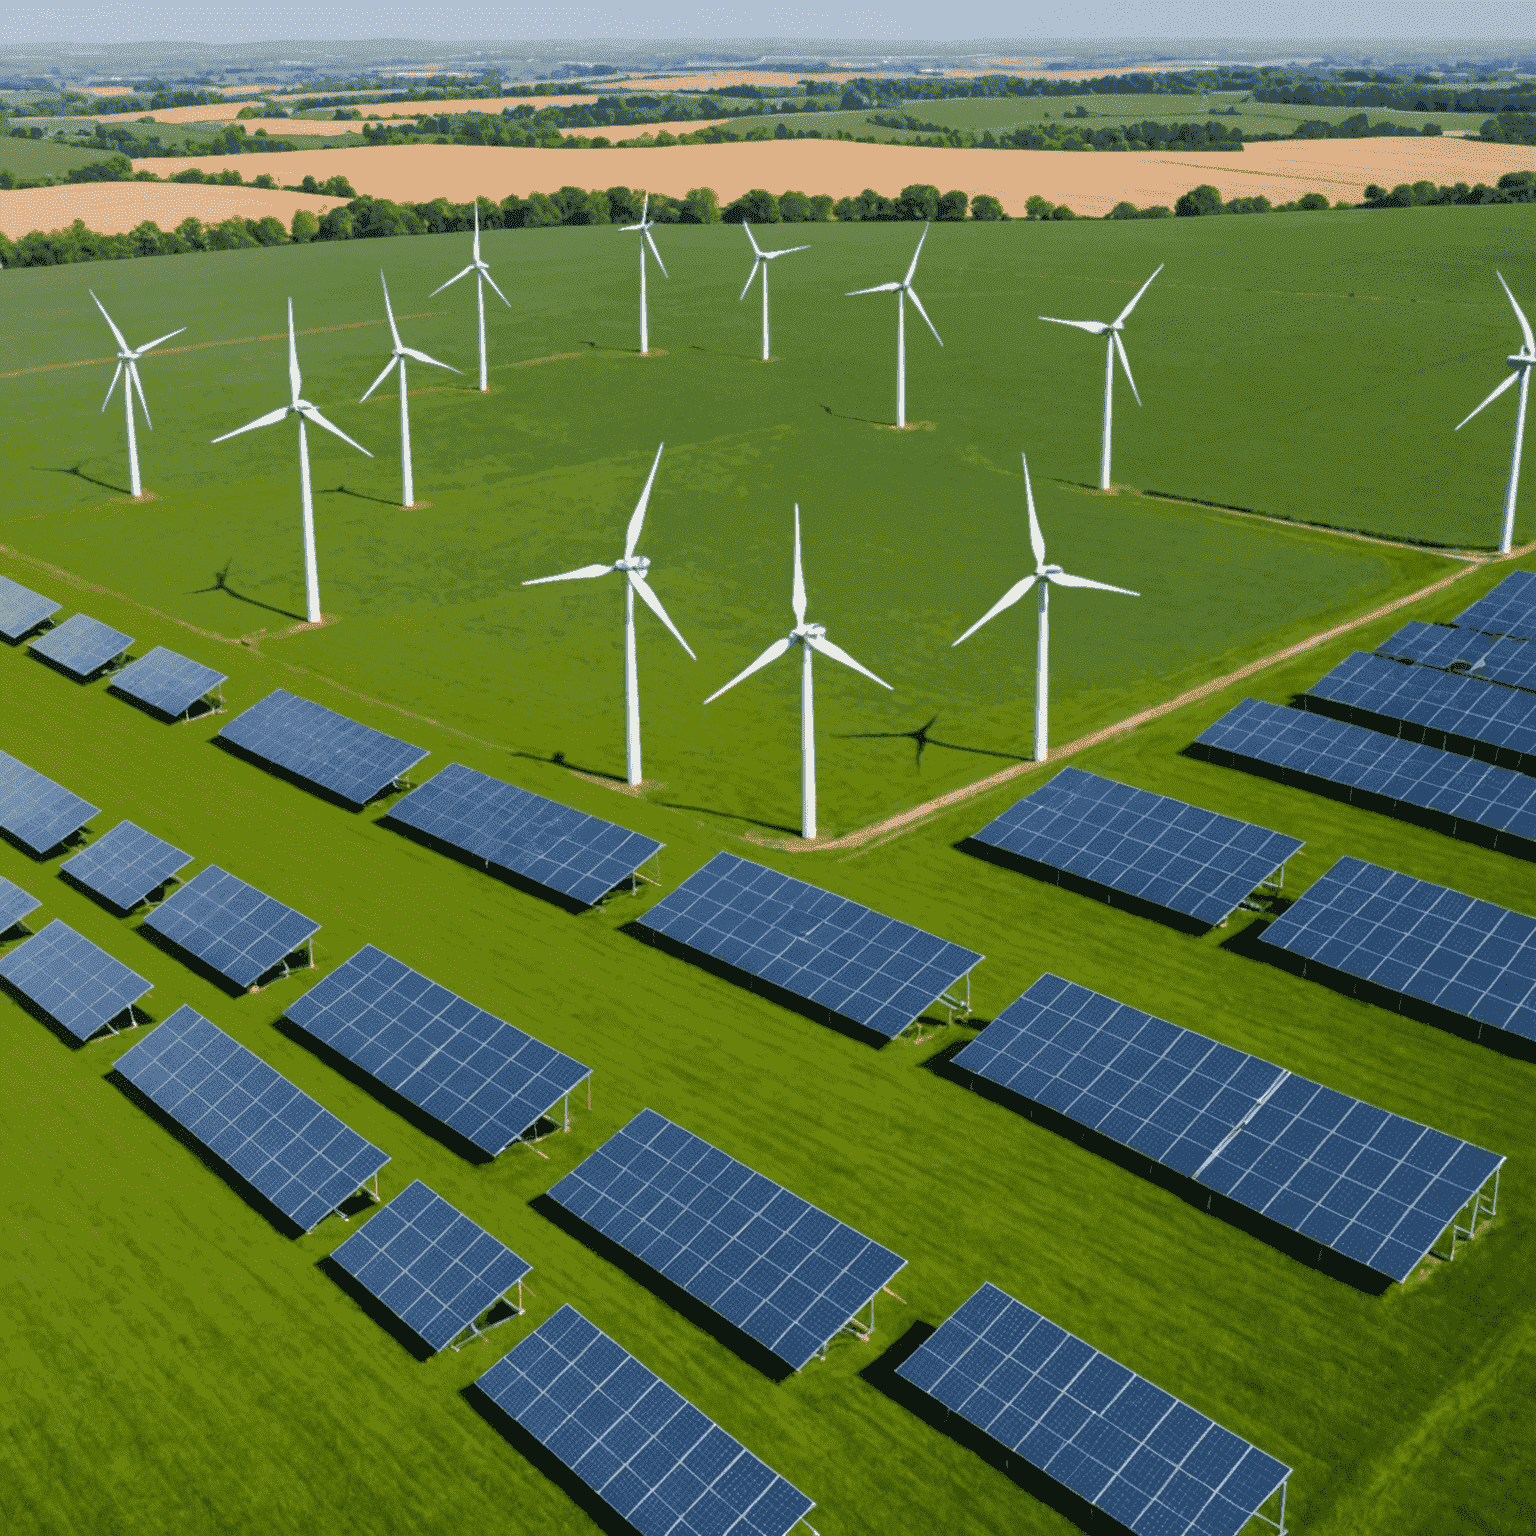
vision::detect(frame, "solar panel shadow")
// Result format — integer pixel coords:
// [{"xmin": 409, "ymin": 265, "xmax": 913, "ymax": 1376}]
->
[{"xmin": 28, "ymin": 613, "xmax": 134, "ymax": 680}]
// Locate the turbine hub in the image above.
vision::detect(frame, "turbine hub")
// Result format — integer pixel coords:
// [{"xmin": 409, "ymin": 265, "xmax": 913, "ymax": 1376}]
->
[
  {"xmin": 1041, "ymin": 564, "xmax": 1064, "ymax": 577},
  {"xmin": 794, "ymin": 623, "xmax": 826, "ymax": 640},
  {"xmin": 615, "ymin": 555, "xmax": 648, "ymax": 572}
]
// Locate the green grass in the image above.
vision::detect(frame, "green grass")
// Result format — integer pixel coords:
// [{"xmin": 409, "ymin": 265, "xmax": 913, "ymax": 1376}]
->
[{"xmin": 0, "ymin": 135, "xmax": 127, "ymax": 174}]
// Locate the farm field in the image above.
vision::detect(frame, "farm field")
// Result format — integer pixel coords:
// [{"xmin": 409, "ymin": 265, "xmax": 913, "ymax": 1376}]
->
[
  {"xmin": 0, "ymin": 134, "xmax": 125, "ymax": 176},
  {"xmin": 0, "ymin": 180, "xmax": 336, "ymax": 240}
]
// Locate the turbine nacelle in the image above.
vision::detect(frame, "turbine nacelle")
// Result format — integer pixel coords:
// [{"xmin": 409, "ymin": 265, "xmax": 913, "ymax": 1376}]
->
[{"xmin": 614, "ymin": 554, "xmax": 650, "ymax": 573}]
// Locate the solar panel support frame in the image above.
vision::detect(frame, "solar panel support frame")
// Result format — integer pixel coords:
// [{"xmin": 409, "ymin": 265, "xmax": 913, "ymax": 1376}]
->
[
  {"xmin": 1445, "ymin": 1166, "xmax": 1501, "ymax": 1267},
  {"xmin": 178, "ymin": 679, "xmax": 224, "ymax": 723},
  {"xmin": 515, "ymin": 1076, "xmax": 593, "ymax": 1160},
  {"xmin": 248, "ymin": 938, "xmax": 315, "ymax": 993},
  {"xmin": 1254, "ymin": 1480, "xmax": 1289, "ymax": 1536},
  {"xmin": 812, "ymin": 1283, "xmax": 907, "ymax": 1363},
  {"xmin": 448, "ymin": 1278, "xmax": 530, "ymax": 1353}
]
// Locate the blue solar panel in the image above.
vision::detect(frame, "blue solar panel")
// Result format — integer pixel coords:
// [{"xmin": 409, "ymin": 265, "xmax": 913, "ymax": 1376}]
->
[
  {"xmin": 387, "ymin": 762, "xmax": 663, "ymax": 907},
  {"xmin": 0, "ymin": 574, "xmax": 60, "ymax": 641},
  {"xmin": 896, "ymin": 1283, "xmax": 1290, "ymax": 1536},
  {"xmin": 111, "ymin": 645, "xmax": 228, "ymax": 718},
  {"xmin": 1194, "ymin": 698, "xmax": 1536, "ymax": 848},
  {"xmin": 970, "ymin": 768, "xmax": 1303, "ymax": 928},
  {"xmin": 1377, "ymin": 620, "xmax": 1536, "ymax": 694},
  {"xmin": 59, "ymin": 820, "xmax": 193, "ymax": 911},
  {"xmin": 955, "ymin": 974, "xmax": 1504, "ymax": 1282},
  {"xmin": 286, "ymin": 944, "xmax": 591, "ymax": 1156},
  {"xmin": 550, "ymin": 1108, "xmax": 906, "ymax": 1371},
  {"xmin": 476, "ymin": 1304, "xmax": 816, "ymax": 1536},
  {"xmin": 219, "ymin": 689, "xmax": 429, "ymax": 807},
  {"xmin": 329, "ymin": 1179, "xmax": 531, "ymax": 1352},
  {"xmin": 29, "ymin": 613, "xmax": 133, "ymax": 679},
  {"xmin": 114, "ymin": 1004, "xmax": 390, "ymax": 1232},
  {"xmin": 1259, "ymin": 855, "xmax": 1536, "ymax": 1046},
  {"xmin": 1451, "ymin": 569, "xmax": 1536, "ymax": 641},
  {"xmin": 0, "ymin": 875, "xmax": 41, "ymax": 934},
  {"xmin": 0, "ymin": 750, "xmax": 99, "ymax": 856},
  {"xmin": 142, "ymin": 865, "xmax": 320, "ymax": 989},
  {"xmin": 0, "ymin": 919, "xmax": 152, "ymax": 1041},
  {"xmin": 636, "ymin": 852, "xmax": 982, "ymax": 1039}
]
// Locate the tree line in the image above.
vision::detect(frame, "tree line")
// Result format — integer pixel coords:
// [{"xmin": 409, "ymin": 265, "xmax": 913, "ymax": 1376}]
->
[{"xmin": 1254, "ymin": 79, "xmax": 1536, "ymax": 114}]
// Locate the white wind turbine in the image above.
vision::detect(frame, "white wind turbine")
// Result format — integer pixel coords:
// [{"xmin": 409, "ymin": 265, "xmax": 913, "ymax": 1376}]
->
[
  {"xmin": 1040, "ymin": 263, "xmax": 1163, "ymax": 491},
  {"xmin": 846, "ymin": 221, "xmax": 942, "ymax": 429},
  {"xmin": 1456, "ymin": 271, "xmax": 1536, "ymax": 556},
  {"xmin": 89, "ymin": 290, "xmax": 185, "ymax": 500},
  {"xmin": 211, "ymin": 299, "xmax": 372, "ymax": 626},
  {"xmin": 740, "ymin": 223, "xmax": 809, "ymax": 361},
  {"xmin": 360, "ymin": 270, "xmax": 460, "ymax": 509},
  {"xmin": 620, "ymin": 193, "xmax": 668, "ymax": 354},
  {"xmin": 705, "ymin": 506, "xmax": 892, "ymax": 839},
  {"xmin": 953, "ymin": 454, "xmax": 1138, "ymax": 762},
  {"xmin": 429, "ymin": 205, "xmax": 509, "ymax": 392},
  {"xmin": 522, "ymin": 443, "xmax": 693, "ymax": 786}
]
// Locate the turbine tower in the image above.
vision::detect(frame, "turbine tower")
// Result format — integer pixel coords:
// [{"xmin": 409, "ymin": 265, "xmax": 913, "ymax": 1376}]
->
[
  {"xmin": 211, "ymin": 299, "xmax": 372, "ymax": 626},
  {"xmin": 952, "ymin": 453, "xmax": 1138, "ymax": 762},
  {"xmin": 522, "ymin": 443, "xmax": 693, "ymax": 786},
  {"xmin": 360, "ymin": 270, "xmax": 460, "ymax": 509},
  {"xmin": 429, "ymin": 205, "xmax": 509, "ymax": 392},
  {"xmin": 1456, "ymin": 271, "xmax": 1535, "ymax": 556},
  {"xmin": 846, "ymin": 221, "xmax": 942, "ymax": 429},
  {"xmin": 705, "ymin": 506, "xmax": 892, "ymax": 839},
  {"xmin": 620, "ymin": 193, "xmax": 668, "ymax": 355},
  {"xmin": 1040, "ymin": 263, "xmax": 1163, "ymax": 491},
  {"xmin": 740, "ymin": 223, "xmax": 809, "ymax": 362},
  {"xmin": 89, "ymin": 290, "xmax": 185, "ymax": 500}
]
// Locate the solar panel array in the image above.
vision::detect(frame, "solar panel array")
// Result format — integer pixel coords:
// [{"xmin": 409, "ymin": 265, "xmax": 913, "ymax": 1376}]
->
[
  {"xmin": 550, "ymin": 1108, "xmax": 906, "ymax": 1371},
  {"xmin": 0, "ymin": 875, "xmax": 41, "ymax": 933},
  {"xmin": 1377, "ymin": 620, "xmax": 1536, "ymax": 694},
  {"xmin": 969, "ymin": 768, "xmax": 1303, "ymax": 928},
  {"xmin": 219, "ymin": 689, "xmax": 429, "ymax": 807},
  {"xmin": 112, "ymin": 645, "xmax": 228, "ymax": 718},
  {"xmin": 1194, "ymin": 698, "xmax": 1536, "ymax": 847},
  {"xmin": 329, "ymin": 1179, "xmax": 531, "ymax": 1352},
  {"xmin": 476, "ymin": 1304, "xmax": 816, "ymax": 1536},
  {"xmin": 0, "ymin": 751, "xmax": 99, "ymax": 856},
  {"xmin": 1452, "ymin": 568, "xmax": 1536, "ymax": 641},
  {"xmin": 286, "ymin": 944, "xmax": 591, "ymax": 1156},
  {"xmin": 0, "ymin": 918, "xmax": 152, "ymax": 1041},
  {"xmin": 955, "ymin": 973, "xmax": 1504, "ymax": 1281},
  {"xmin": 1259, "ymin": 855, "xmax": 1536, "ymax": 1046},
  {"xmin": 896, "ymin": 1283, "xmax": 1290, "ymax": 1536},
  {"xmin": 0, "ymin": 574, "xmax": 60, "ymax": 641},
  {"xmin": 636, "ymin": 853, "xmax": 982, "ymax": 1039},
  {"xmin": 60, "ymin": 820, "xmax": 193, "ymax": 911},
  {"xmin": 143, "ymin": 865, "xmax": 320, "ymax": 989},
  {"xmin": 115, "ymin": 1005, "xmax": 390, "ymax": 1231},
  {"xmin": 29, "ymin": 612, "xmax": 134, "ymax": 679},
  {"xmin": 387, "ymin": 762, "xmax": 663, "ymax": 907}
]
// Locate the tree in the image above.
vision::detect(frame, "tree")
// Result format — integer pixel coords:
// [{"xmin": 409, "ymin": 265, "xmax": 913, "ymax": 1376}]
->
[
  {"xmin": 1175, "ymin": 183, "xmax": 1224, "ymax": 216},
  {"xmin": 1106, "ymin": 200, "xmax": 1139, "ymax": 219},
  {"xmin": 249, "ymin": 216, "xmax": 287, "ymax": 246},
  {"xmin": 937, "ymin": 189, "xmax": 968, "ymax": 220},
  {"xmin": 809, "ymin": 194, "xmax": 834, "ymax": 221},
  {"xmin": 1024, "ymin": 194, "xmax": 1054, "ymax": 219},
  {"xmin": 970, "ymin": 194, "xmax": 1006, "ymax": 221},
  {"xmin": 290, "ymin": 208, "xmax": 319, "ymax": 243},
  {"xmin": 316, "ymin": 206, "xmax": 355, "ymax": 240},
  {"xmin": 1297, "ymin": 192, "xmax": 1329, "ymax": 210},
  {"xmin": 896, "ymin": 182, "xmax": 939, "ymax": 220},
  {"xmin": 251, "ymin": 173, "xmax": 276, "ymax": 189},
  {"xmin": 833, "ymin": 196, "xmax": 859, "ymax": 221},
  {"xmin": 605, "ymin": 184, "xmax": 643, "ymax": 222},
  {"xmin": 321, "ymin": 174, "xmax": 357, "ymax": 198},
  {"xmin": 174, "ymin": 216, "xmax": 207, "ymax": 251},
  {"xmin": 723, "ymin": 188, "xmax": 781, "ymax": 223},
  {"xmin": 206, "ymin": 218, "xmax": 259, "ymax": 250},
  {"xmin": 523, "ymin": 191, "xmax": 563, "ymax": 227},
  {"xmin": 681, "ymin": 186, "xmax": 722, "ymax": 223},
  {"xmin": 778, "ymin": 188, "xmax": 813, "ymax": 222},
  {"xmin": 1048, "ymin": 203, "xmax": 1077, "ymax": 220}
]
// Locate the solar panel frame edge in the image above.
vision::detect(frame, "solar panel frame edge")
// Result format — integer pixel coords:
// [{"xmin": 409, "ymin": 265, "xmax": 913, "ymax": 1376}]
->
[
  {"xmin": 109, "ymin": 645, "xmax": 230, "ymax": 719},
  {"xmin": 0, "ymin": 575, "xmax": 62, "ymax": 641}
]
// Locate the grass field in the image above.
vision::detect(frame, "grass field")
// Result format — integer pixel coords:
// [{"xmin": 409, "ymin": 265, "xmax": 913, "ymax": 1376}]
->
[{"xmin": 0, "ymin": 134, "xmax": 126, "ymax": 175}]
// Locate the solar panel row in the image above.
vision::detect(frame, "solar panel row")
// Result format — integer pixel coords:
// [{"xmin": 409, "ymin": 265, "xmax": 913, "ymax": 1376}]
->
[
  {"xmin": 0, "ymin": 574, "xmax": 60, "ymax": 641},
  {"xmin": 1377, "ymin": 620, "xmax": 1536, "ymax": 695},
  {"xmin": 112, "ymin": 645, "xmax": 228, "ymax": 719},
  {"xmin": 0, "ymin": 750, "xmax": 99, "ymax": 856},
  {"xmin": 0, "ymin": 875, "xmax": 41, "ymax": 934},
  {"xmin": 0, "ymin": 918, "xmax": 152, "ymax": 1041},
  {"xmin": 29, "ymin": 612, "xmax": 134, "ymax": 679},
  {"xmin": 60, "ymin": 820, "xmax": 193, "ymax": 911},
  {"xmin": 1452, "ymin": 568, "xmax": 1536, "ymax": 642}
]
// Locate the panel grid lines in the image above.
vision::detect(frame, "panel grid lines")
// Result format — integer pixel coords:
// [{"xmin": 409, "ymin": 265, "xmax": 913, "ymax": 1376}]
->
[
  {"xmin": 60, "ymin": 820, "xmax": 193, "ymax": 911},
  {"xmin": 0, "ymin": 875, "xmax": 42, "ymax": 933},
  {"xmin": 0, "ymin": 575, "xmax": 61, "ymax": 641},
  {"xmin": 29, "ymin": 612, "xmax": 134, "ymax": 678},
  {"xmin": 112, "ymin": 645, "xmax": 227, "ymax": 718},
  {"xmin": 0, "ymin": 919, "xmax": 152, "ymax": 1041},
  {"xmin": 0, "ymin": 750, "xmax": 99, "ymax": 856},
  {"xmin": 1452, "ymin": 569, "xmax": 1536, "ymax": 641},
  {"xmin": 1377, "ymin": 620, "xmax": 1536, "ymax": 694}
]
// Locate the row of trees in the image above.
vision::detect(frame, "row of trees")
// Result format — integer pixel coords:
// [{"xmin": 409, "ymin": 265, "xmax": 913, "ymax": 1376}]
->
[
  {"xmin": 1254, "ymin": 80, "xmax": 1536, "ymax": 113},
  {"xmin": 1171, "ymin": 170, "xmax": 1535, "ymax": 215},
  {"xmin": 1479, "ymin": 114, "xmax": 1536, "ymax": 145}
]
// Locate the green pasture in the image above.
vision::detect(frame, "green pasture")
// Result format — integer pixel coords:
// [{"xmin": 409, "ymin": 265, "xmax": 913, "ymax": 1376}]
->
[{"xmin": 0, "ymin": 134, "xmax": 121, "ymax": 175}]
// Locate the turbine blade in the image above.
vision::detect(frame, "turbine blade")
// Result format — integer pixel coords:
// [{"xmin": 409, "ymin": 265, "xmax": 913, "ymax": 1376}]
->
[
  {"xmin": 1455, "ymin": 369, "xmax": 1521, "ymax": 429},
  {"xmin": 740, "ymin": 260, "xmax": 761, "ymax": 303},
  {"xmin": 287, "ymin": 298, "xmax": 301, "ymax": 405},
  {"xmin": 522, "ymin": 563, "xmax": 616, "ymax": 585},
  {"xmin": 89, "ymin": 289, "xmax": 129, "ymax": 352},
  {"xmin": 744, "ymin": 222, "xmax": 762, "ymax": 255},
  {"xmin": 1497, "ymin": 270, "xmax": 1536, "ymax": 355},
  {"xmin": 1050, "ymin": 570, "xmax": 1140, "ymax": 596},
  {"xmin": 952, "ymin": 574, "xmax": 1038, "ymax": 646},
  {"xmin": 1040, "ymin": 316, "xmax": 1109, "ymax": 334},
  {"xmin": 625, "ymin": 442, "xmax": 665, "ymax": 558},
  {"xmin": 129, "ymin": 362, "xmax": 152, "ymax": 429},
  {"xmin": 380, "ymin": 269, "xmax": 402, "ymax": 349},
  {"xmin": 645, "ymin": 228, "xmax": 668, "ymax": 277},
  {"xmin": 101, "ymin": 360, "xmax": 124, "ymax": 413},
  {"xmin": 472, "ymin": 203, "xmax": 481, "ymax": 261},
  {"xmin": 846, "ymin": 282, "xmax": 903, "ymax": 296},
  {"xmin": 211, "ymin": 404, "xmax": 289, "ymax": 443},
  {"xmin": 806, "ymin": 632, "xmax": 893, "ymax": 690},
  {"xmin": 767, "ymin": 245, "xmax": 812, "ymax": 257},
  {"xmin": 792, "ymin": 504, "xmax": 807, "ymax": 626},
  {"xmin": 704, "ymin": 635, "xmax": 793, "ymax": 704},
  {"xmin": 904, "ymin": 221, "xmax": 930, "ymax": 286},
  {"xmin": 136, "ymin": 325, "xmax": 187, "ymax": 354},
  {"xmin": 481, "ymin": 267, "xmax": 512, "ymax": 309},
  {"xmin": 641, "ymin": 192, "xmax": 648, "ymax": 223},
  {"xmin": 907, "ymin": 286, "xmax": 943, "ymax": 346},
  {"xmin": 401, "ymin": 346, "xmax": 460, "ymax": 372},
  {"xmin": 629, "ymin": 571, "xmax": 696, "ymax": 658},
  {"xmin": 360, "ymin": 356, "xmax": 398, "ymax": 403},
  {"xmin": 300, "ymin": 406, "xmax": 372, "ymax": 456},
  {"xmin": 1114, "ymin": 262, "xmax": 1164, "ymax": 325},
  {"xmin": 1114, "ymin": 331, "xmax": 1142, "ymax": 406},
  {"xmin": 1022, "ymin": 454, "xmax": 1046, "ymax": 567},
  {"xmin": 429, "ymin": 264, "xmax": 475, "ymax": 297}
]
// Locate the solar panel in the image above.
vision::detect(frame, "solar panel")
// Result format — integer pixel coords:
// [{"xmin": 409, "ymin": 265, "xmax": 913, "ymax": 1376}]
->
[
  {"xmin": 0, "ymin": 875, "xmax": 41, "ymax": 934},
  {"xmin": 969, "ymin": 768, "xmax": 1303, "ymax": 929},
  {"xmin": 114, "ymin": 1004, "xmax": 389, "ymax": 1232},
  {"xmin": 1451, "ymin": 569, "xmax": 1536, "ymax": 641},
  {"xmin": 142, "ymin": 865, "xmax": 320, "ymax": 989},
  {"xmin": 636, "ymin": 852, "xmax": 982, "ymax": 1040},
  {"xmin": 1302, "ymin": 651, "xmax": 1536, "ymax": 769},
  {"xmin": 386, "ymin": 762, "xmax": 663, "ymax": 907},
  {"xmin": 954, "ymin": 974, "xmax": 1504, "ymax": 1282},
  {"xmin": 0, "ymin": 574, "xmax": 61, "ymax": 641},
  {"xmin": 1193, "ymin": 697, "xmax": 1536, "ymax": 849},
  {"xmin": 328, "ymin": 1179, "xmax": 531, "ymax": 1352},
  {"xmin": 1259, "ymin": 855, "xmax": 1536, "ymax": 1046},
  {"xmin": 29, "ymin": 612, "xmax": 133, "ymax": 679},
  {"xmin": 0, "ymin": 751, "xmax": 99, "ymax": 856},
  {"xmin": 286, "ymin": 944, "xmax": 591, "ymax": 1156},
  {"xmin": 1377, "ymin": 620, "xmax": 1536, "ymax": 694},
  {"xmin": 476, "ymin": 1304, "xmax": 816, "ymax": 1536},
  {"xmin": 549, "ymin": 1108, "xmax": 906, "ymax": 1372},
  {"xmin": 0, "ymin": 919, "xmax": 152, "ymax": 1041},
  {"xmin": 896, "ymin": 1283, "xmax": 1291, "ymax": 1536},
  {"xmin": 111, "ymin": 645, "xmax": 228, "ymax": 718},
  {"xmin": 218, "ymin": 689, "xmax": 429, "ymax": 807},
  {"xmin": 59, "ymin": 820, "xmax": 193, "ymax": 911}
]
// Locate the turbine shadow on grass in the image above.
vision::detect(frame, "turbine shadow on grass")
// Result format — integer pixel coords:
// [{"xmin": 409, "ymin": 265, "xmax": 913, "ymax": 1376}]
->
[
  {"xmin": 649, "ymin": 800, "xmax": 800, "ymax": 836},
  {"xmin": 817, "ymin": 402, "xmax": 892, "ymax": 427},
  {"xmin": 34, "ymin": 463, "xmax": 132, "ymax": 497},
  {"xmin": 319, "ymin": 483, "xmax": 400, "ymax": 509},
  {"xmin": 317, "ymin": 1254, "xmax": 437, "ymax": 1362},
  {"xmin": 834, "ymin": 715, "xmax": 1030, "ymax": 768},
  {"xmin": 190, "ymin": 563, "xmax": 305, "ymax": 623}
]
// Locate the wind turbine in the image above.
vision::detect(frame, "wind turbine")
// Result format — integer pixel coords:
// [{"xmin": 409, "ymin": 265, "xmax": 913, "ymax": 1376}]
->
[
  {"xmin": 211, "ymin": 299, "xmax": 372, "ymax": 626},
  {"xmin": 705, "ymin": 506, "xmax": 892, "ymax": 839},
  {"xmin": 522, "ymin": 443, "xmax": 693, "ymax": 786},
  {"xmin": 1456, "ymin": 271, "xmax": 1535, "ymax": 556},
  {"xmin": 89, "ymin": 290, "xmax": 185, "ymax": 500},
  {"xmin": 620, "ymin": 193, "xmax": 668, "ymax": 355},
  {"xmin": 846, "ymin": 221, "xmax": 942, "ymax": 429},
  {"xmin": 1040, "ymin": 263, "xmax": 1163, "ymax": 491},
  {"xmin": 952, "ymin": 454, "xmax": 1138, "ymax": 762},
  {"xmin": 740, "ymin": 223, "xmax": 809, "ymax": 361},
  {"xmin": 429, "ymin": 205, "xmax": 509, "ymax": 392},
  {"xmin": 360, "ymin": 270, "xmax": 460, "ymax": 509}
]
